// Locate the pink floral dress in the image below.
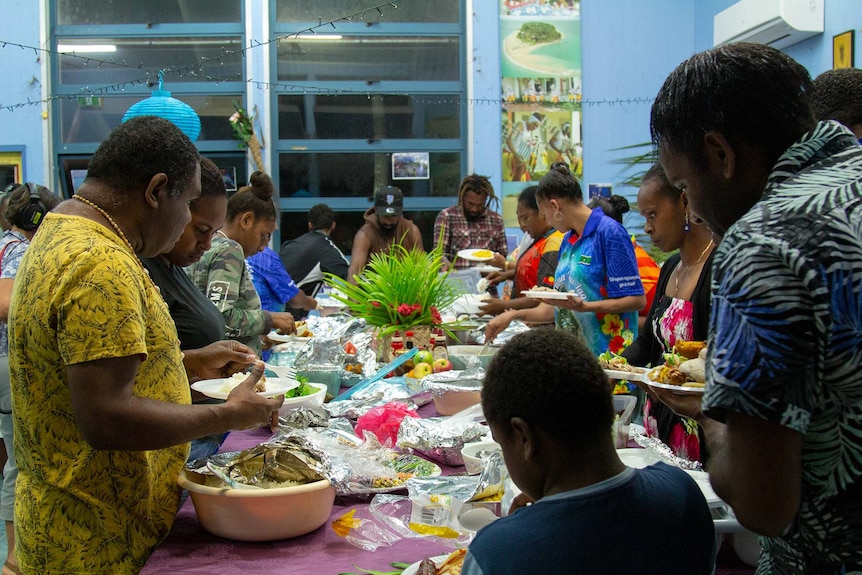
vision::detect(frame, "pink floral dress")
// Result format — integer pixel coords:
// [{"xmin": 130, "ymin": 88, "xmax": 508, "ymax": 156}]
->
[{"xmin": 643, "ymin": 295, "xmax": 702, "ymax": 462}]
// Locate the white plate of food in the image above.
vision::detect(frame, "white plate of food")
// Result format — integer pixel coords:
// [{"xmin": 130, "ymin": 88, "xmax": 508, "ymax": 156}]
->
[
  {"xmin": 643, "ymin": 378, "xmax": 705, "ymax": 395},
  {"xmin": 266, "ymin": 331, "xmax": 312, "ymax": 344},
  {"xmin": 457, "ymin": 248, "xmax": 495, "ymax": 262},
  {"xmin": 522, "ymin": 289, "xmax": 576, "ymax": 300},
  {"xmin": 604, "ymin": 368, "xmax": 647, "ymax": 382},
  {"xmin": 402, "ymin": 550, "xmax": 466, "ymax": 575},
  {"xmin": 191, "ymin": 376, "xmax": 300, "ymax": 400}
]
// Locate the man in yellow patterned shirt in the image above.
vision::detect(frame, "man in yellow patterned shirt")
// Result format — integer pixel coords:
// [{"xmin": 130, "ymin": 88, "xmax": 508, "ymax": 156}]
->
[{"xmin": 7, "ymin": 117, "xmax": 283, "ymax": 575}]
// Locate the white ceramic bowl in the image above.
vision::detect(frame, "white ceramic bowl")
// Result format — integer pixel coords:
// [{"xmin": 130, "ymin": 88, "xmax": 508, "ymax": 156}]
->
[
  {"xmin": 460, "ymin": 440, "xmax": 501, "ymax": 475},
  {"xmin": 447, "ymin": 345, "xmax": 499, "ymax": 370},
  {"xmin": 278, "ymin": 382, "xmax": 327, "ymax": 415},
  {"xmin": 178, "ymin": 470, "xmax": 335, "ymax": 541}
]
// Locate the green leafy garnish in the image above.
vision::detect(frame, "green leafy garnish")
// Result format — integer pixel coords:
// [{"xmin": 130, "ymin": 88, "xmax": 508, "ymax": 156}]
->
[{"xmin": 285, "ymin": 378, "xmax": 315, "ymax": 398}]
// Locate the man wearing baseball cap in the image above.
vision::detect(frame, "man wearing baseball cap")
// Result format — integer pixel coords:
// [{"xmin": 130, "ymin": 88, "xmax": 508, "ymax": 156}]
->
[{"xmin": 347, "ymin": 185, "xmax": 423, "ymax": 282}]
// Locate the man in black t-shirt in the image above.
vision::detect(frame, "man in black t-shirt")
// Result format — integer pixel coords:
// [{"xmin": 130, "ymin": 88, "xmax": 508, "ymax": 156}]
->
[{"xmin": 280, "ymin": 204, "xmax": 349, "ymax": 318}]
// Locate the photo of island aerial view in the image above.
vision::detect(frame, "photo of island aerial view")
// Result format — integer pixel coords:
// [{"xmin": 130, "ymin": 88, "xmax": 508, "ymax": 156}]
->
[{"xmin": 500, "ymin": 17, "xmax": 581, "ymax": 79}]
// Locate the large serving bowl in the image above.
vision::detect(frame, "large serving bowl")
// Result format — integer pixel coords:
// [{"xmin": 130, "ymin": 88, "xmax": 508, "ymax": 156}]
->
[
  {"xmin": 278, "ymin": 382, "xmax": 327, "ymax": 415},
  {"xmin": 447, "ymin": 345, "xmax": 499, "ymax": 370},
  {"xmin": 433, "ymin": 390, "xmax": 482, "ymax": 416},
  {"xmin": 178, "ymin": 470, "xmax": 336, "ymax": 541}
]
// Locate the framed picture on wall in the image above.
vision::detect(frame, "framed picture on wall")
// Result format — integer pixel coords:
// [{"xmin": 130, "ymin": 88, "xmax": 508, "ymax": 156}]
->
[
  {"xmin": 833, "ymin": 30, "xmax": 855, "ymax": 69},
  {"xmin": 221, "ymin": 167, "xmax": 237, "ymax": 192},
  {"xmin": 392, "ymin": 152, "xmax": 430, "ymax": 180}
]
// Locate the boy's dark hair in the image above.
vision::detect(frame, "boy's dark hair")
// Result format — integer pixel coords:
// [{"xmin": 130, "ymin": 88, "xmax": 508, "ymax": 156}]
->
[
  {"xmin": 482, "ymin": 329, "xmax": 614, "ymax": 445},
  {"xmin": 87, "ymin": 116, "xmax": 199, "ymax": 198},
  {"xmin": 308, "ymin": 203, "xmax": 335, "ymax": 230},
  {"xmin": 812, "ymin": 68, "xmax": 862, "ymax": 128},
  {"xmin": 650, "ymin": 42, "xmax": 815, "ymax": 172}
]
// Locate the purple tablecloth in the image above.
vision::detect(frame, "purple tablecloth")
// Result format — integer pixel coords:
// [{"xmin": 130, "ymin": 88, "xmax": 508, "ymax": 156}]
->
[{"xmin": 142, "ymin": 404, "xmax": 454, "ymax": 575}]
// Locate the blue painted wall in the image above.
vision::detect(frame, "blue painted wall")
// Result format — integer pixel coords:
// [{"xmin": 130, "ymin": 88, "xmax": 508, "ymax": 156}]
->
[{"xmin": 1, "ymin": 0, "xmax": 46, "ymax": 185}]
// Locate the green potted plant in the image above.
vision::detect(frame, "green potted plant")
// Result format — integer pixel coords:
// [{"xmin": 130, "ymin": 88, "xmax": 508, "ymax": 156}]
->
[{"xmin": 324, "ymin": 240, "xmax": 465, "ymax": 353}]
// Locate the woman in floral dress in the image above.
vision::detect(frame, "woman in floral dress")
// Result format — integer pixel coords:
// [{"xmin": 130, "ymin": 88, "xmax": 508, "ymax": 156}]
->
[{"xmin": 622, "ymin": 164, "xmax": 715, "ymax": 463}]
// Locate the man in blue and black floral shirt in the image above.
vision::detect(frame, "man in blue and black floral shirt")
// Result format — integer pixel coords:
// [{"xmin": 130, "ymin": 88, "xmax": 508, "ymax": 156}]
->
[{"xmin": 650, "ymin": 42, "xmax": 862, "ymax": 574}]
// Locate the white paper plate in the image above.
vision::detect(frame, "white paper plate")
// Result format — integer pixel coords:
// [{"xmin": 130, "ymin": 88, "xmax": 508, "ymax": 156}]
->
[
  {"xmin": 266, "ymin": 331, "xmax": 312, "ymax": 343},
  {"xmin": 457, "ymin": 248, "xmax": 494, "ymax": 262},
  {"xmin": 522, "ymin": 289, "xmax": 576, "ymax": 300},
  {"xmin": 191, "ymin": 377, "xmax": 300, "ymax": 400},
  {"xmin": 402, "ymin": 555, "xmax": 452, "ymax": 575},
  {"xmin": 604, "ymin": 368, "xmax": 647, "ymax": 382},
  {"xmin": 472, "ymin": 264, "xmax": 499, "ymax": 273},
  {"xmin": 644, "ymin": 379, "xmax": 705, "ymax": 395}
]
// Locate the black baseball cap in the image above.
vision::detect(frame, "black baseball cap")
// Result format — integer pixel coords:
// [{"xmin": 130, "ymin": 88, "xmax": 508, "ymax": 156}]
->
[{"xmin": 374, "ymin": 186, "xmax": 403, "ymax": 216}]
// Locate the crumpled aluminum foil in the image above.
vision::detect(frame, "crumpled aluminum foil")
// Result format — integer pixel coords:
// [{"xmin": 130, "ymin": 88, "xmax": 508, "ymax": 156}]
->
[
  {"xmin": 407, "ymin": 449, "xmax": 506, "ymax": 503},
  {"xmin": 630, "ymin": 426, "xmax": 703, "ymax": 471},
  {"xmin": 397, "ymin": 415, "xmax": 487, "ymax": 466},
  {"xmin": 421, "ymin": 370, "xmax": 484, "ymax": 396},
  {"xmin": 278, "ymin": 405, "xmax": 330, "ymax": 428},
  {"xmin": 477, "ymin": 319, "xmax": 531, "ymax": 346},
  {"xmin": 187, "ymin": 434, "xmax": 339, "ymax": 489},
  {"xmin": 323, "ymin": 377, "xmax": 426, "ymax": 419}
]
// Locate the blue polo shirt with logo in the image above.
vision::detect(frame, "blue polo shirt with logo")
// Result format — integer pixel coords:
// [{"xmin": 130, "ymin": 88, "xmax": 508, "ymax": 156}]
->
[{"xmin": 554, "ymin": 207, "xmax": 643, "ymax": 355}]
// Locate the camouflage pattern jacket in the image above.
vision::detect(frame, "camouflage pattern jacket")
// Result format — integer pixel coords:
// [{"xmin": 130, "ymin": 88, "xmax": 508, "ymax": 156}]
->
[{"xmin": 186, "ymin": 235, "xmax": 270, "ymax": 353}]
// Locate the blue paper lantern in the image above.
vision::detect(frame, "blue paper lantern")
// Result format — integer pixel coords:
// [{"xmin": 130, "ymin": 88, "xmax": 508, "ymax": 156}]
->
[{"xmin": 122, "ymin": 76, "xmax": 201, "ymax": 141}]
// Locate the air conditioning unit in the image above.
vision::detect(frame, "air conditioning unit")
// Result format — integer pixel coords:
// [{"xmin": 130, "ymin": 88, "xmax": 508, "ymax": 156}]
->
[{"xmin": 714, "ymin": 0, "xmax": 824, "ymax": 50}]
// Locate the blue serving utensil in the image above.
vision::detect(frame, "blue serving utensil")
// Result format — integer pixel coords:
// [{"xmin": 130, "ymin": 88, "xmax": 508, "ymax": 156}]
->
[{"xmin": 332, "ymin": 348, "xmax": 418, "ymax": 402}]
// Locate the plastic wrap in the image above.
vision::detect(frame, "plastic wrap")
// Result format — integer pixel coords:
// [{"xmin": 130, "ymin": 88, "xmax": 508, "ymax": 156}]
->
[
  {"xmin": 354, "ymin": 402, "xmax": 420, "ymax": 447},
  {"xmin": 279, "ymin": 426, "xmax": 442, "ymax": 496},
  {"xmin": 332, "ymin": 494, "xmax": 471, "ymax": 552}
]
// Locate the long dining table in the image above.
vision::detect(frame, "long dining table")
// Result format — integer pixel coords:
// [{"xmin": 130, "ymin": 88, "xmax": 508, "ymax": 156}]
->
[
  {"xmin": 141, "ymin": 404, "xmax": 458, "ymax": 575},
  {"xmin": 141, "ymin": 399, "xmax": 757, "ymax": 575}
]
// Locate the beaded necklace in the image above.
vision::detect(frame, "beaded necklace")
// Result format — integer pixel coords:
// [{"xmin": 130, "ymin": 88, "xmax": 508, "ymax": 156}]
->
[{"xmin": 72, "ymin": 194, "xmax": 161, "ymax": 295}]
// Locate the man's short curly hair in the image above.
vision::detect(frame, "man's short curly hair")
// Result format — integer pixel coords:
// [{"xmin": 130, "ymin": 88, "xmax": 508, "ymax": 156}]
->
[
  {"xmin": 812, "ymin": 68, "xmax": 862, "ymax": 129},
  {"xmin": 650, "ymin": 43, "xmax": 815, "ymax": 173},
  {"xmin": 86, "ymin": 116, "xmax": 199, "ymax": 198},
  {"xmin": 308, "ymin": 203, "xmax": 335, "ymax": 230},
  {"xmin": 482, "ymin": 329, "xmax": 614, "ymax": 445}
]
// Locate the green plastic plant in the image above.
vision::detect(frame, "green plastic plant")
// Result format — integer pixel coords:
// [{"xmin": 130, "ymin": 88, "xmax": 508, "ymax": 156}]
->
[{"xmin": 324, "ymin": 237, "xmax": 465, "ymax": 339}]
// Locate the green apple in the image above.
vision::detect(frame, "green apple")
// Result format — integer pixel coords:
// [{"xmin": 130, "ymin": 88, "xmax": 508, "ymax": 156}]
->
[
  {"xmin": 414, "ymin": 349, "xmax": 434, "ymax": 367},
  {"xmin": 413, "ymin": 362, "xmax": 433, "ymax": 378}
]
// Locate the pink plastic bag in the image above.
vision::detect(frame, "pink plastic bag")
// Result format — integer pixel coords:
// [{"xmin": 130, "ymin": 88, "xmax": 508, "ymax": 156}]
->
[{"xmin": 354, "ymin": 402, "xmax": 420, "ymax": 447}]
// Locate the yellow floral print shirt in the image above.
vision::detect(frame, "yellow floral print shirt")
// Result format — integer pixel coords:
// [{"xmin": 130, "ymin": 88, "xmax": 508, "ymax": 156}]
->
[{"xmin": 8, "ymin": 214, "xmax": 190, "ymax": 575}]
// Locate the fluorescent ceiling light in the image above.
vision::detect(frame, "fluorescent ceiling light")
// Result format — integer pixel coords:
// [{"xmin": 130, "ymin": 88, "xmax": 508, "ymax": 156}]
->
[{"xmin": 58, "ymin": 44, "xmax": 118, "ymax": 53}]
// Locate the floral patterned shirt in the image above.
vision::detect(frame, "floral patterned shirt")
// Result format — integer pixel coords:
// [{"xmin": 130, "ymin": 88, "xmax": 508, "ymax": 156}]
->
[{"xmin": 0, "ymin": 230, "xmax": 27, "ymax": 356}]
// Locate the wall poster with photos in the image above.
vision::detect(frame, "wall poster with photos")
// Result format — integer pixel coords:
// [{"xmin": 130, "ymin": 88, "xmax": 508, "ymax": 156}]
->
[{"xmin": 499, "ymin": 0, "xmax": 582, "ymax": 228}]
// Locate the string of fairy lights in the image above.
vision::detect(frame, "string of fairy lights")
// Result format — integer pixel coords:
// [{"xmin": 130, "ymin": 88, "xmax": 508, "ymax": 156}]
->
[{"xmin": 0, "ymin": 1, "xmax": 656, "ymax": 113}]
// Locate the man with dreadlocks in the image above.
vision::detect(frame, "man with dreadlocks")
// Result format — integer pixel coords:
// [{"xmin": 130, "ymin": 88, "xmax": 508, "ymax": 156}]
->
[{"xmin": 433, "ymin": 174, "xmax": 508, "ymax": 270}]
